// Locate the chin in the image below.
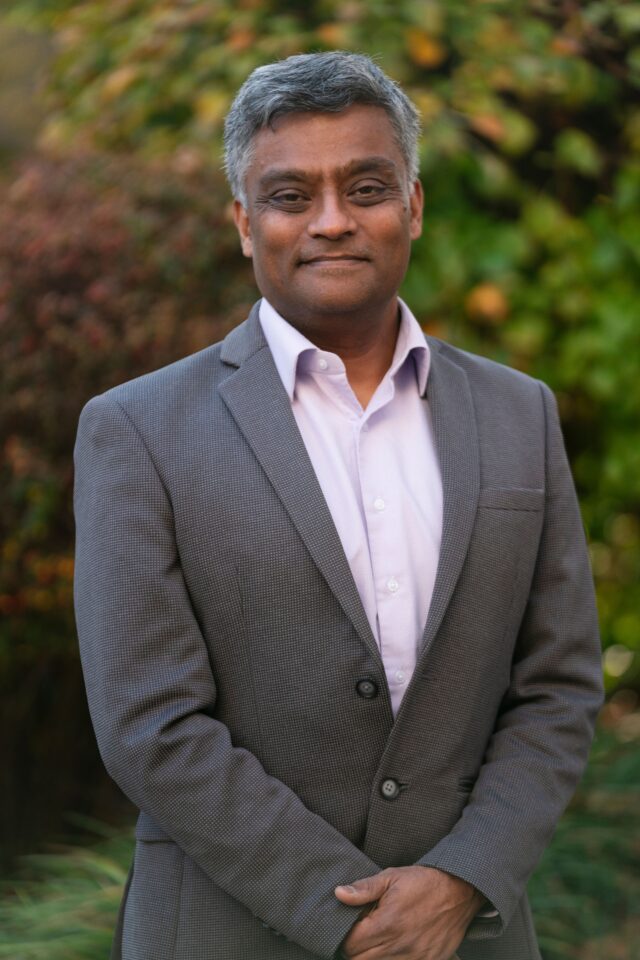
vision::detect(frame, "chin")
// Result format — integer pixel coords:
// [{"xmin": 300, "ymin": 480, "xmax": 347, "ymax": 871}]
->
[
  {"xmin": 289, "ymin": 283, "xmax": 385, "ymax": 318},
  {"xmin": 298, "ymin": 298, "xmax": 373, "ymax": 322}
]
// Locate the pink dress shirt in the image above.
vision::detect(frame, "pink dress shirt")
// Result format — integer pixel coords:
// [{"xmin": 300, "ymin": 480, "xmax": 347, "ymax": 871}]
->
[{"xmin": 259, "ymin": 298, "xmax": 443, "ymax": 717}]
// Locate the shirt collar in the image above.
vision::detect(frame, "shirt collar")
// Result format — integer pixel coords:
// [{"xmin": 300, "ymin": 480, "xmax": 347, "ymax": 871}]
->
[{"xmin": 259, "ymin": 297, "xmax": 430, "ymax": 401}]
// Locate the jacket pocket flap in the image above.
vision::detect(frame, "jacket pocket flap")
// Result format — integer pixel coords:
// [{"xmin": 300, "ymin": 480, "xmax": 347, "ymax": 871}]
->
[
  {"xmin": 479, "ymin": 487, "xmax": 544, "ymax": 511},
  {"xmin": 135, "ymin": 812, "xmax": 173, "ymax": 842}
]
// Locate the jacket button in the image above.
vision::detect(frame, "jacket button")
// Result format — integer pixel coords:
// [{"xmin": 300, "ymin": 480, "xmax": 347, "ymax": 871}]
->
[
  {"xmin": 356, "ymin": 679, "xmax": 378, "ymax": 699},
  {"xmin": 380, "ymin": 778, "xmax": 401, "ymax": 800}
]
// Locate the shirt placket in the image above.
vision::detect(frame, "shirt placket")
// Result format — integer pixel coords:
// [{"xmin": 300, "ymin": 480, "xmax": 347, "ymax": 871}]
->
[{"xmin": 356, "ymin": 393, "xmax": 412, "ymax": 710}]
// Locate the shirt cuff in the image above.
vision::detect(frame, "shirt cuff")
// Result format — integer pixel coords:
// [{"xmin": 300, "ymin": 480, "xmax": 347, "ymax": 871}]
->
[{"xmin": 476, "ymin": 904, "xmax": 500, "ymax": 919}]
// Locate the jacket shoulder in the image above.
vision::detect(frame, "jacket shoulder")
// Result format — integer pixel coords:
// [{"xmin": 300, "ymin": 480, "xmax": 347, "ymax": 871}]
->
[
  {"xmin": 79, "ymin": 340, "xmax": 228, "ymax": 427},
  {"xmin": 429, "ymin": 337, "xmax": 550, "ymax": 404}
]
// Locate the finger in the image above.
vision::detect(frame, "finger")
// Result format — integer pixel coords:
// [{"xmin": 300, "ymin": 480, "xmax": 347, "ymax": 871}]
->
[
  {"xmin": 344, "ymin": 941, "xmax": 462, "ymax": 960},
  {"xmin": 335, "ymin": 872, "xmax": 390, "ymax": 905},
  {"xmin": 339, "ymin": 904, "xmax": 395, "ymax": 957},
  {"xmin": 339, "ymin": 940, "xmax": 393, "ymax": 960}
]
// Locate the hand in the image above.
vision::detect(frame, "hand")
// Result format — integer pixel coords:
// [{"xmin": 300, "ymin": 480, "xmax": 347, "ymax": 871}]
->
[{"xmin": 335, "ymin": 865, "xmax": 484, "ymax": 959}]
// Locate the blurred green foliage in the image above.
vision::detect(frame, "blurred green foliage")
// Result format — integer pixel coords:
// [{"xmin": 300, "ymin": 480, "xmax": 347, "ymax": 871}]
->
[
  {"xmin": 0, "ymin": 723, "xmax": 638, "ymax": 960},
  {"xmin": 0, "ymin": 820, "xmax": 131, "ymax": 960},
  {"xmin": 0, "ymin": 22, "xmax": 51, "ymax": 159},
  {"xmin": 4, "ymin": 0, "xmax": 639, "ymax": 686},
  {"xmin": 528, "ymin": 713, "xmax": 640, "ymax": 958}
]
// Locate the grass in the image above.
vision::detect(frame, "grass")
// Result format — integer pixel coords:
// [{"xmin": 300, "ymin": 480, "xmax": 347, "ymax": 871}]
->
[
  {"xmin": 1, "ymin": 723, "xmax": 639, "ymax": 959},
  {"xmin": 0, "ymin": 821, "xmax": 130, "ymax": 960}
]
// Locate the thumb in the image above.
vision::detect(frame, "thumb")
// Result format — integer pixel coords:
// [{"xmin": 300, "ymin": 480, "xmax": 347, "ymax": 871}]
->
[{"xmin": 335, "ymin": 872, "xmax": 390, "ymax": 905}]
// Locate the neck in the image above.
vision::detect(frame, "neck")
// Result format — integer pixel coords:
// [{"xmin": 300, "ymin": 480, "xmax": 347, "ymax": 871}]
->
[{"xmin": 278, "ymin": 298, "xmax": 401, "ymax": 409}]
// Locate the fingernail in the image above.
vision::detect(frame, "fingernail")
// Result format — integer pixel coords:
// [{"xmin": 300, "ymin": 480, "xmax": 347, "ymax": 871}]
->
[{"xmin": 336, "ymin": 885, "xmax": 356, "ymax": 894}]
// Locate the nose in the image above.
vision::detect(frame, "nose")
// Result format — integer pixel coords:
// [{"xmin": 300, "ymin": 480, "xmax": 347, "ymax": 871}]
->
[{"xmin": 307, "ymin": 190, "xmax": 357, "ymax": 239}]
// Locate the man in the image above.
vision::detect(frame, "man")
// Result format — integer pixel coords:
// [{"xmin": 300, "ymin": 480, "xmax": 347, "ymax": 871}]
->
[{"xmin": 74, "ymin": 52, "xmax": 603, "ymax": 960}]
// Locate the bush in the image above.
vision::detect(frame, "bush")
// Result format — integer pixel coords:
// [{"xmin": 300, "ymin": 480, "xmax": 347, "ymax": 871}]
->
[
  {"xmin": 529, "ymin": 718, "xmax": 640, "ymax": 958},
  {"xmin": 0, "ymin": 152, "xmax": 254, "ymax": 658}
]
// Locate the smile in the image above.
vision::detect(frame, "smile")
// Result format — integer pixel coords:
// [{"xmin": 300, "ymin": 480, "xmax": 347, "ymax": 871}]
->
[{"xmin": 300, "ymin": 256, "xmax": 368, "ymax": 266}]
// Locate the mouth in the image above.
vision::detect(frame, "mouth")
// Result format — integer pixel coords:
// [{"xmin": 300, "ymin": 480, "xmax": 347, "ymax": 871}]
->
[{"xmin": 299, "ymin": 255, "xmax": 369, "ymax": 266}]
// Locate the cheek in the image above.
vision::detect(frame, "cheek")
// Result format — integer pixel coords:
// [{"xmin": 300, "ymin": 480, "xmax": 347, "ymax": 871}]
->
[
  {"xmin": 252, "ymin": 222, "xmax": 298, "ymax": 270},
  {"xmin": 248, "ymin": 235, "xmax": 298, "ymax": 299},
  {"xmin": 366, "ymin": 207, "xmax": 413, "ymax": 246}
]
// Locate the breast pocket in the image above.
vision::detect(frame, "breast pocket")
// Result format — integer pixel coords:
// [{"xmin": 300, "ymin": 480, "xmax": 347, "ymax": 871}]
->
[
  {"xmin": 472, "ymin": 486, "xmax": 545, "ymax": 595},
  {"xmin": 447, "ymin": 487, "xmax": 546, "ymax": 662},
  {"xmin": 475, "ymin": 487, "xmax": 545, "ymax": 562}
]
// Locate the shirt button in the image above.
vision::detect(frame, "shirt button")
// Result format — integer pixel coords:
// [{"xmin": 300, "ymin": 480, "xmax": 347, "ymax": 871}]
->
[
  {"xmin": 317, "ymin": 357, "xmax": 328, "ymax": 370},
  {"xmin": 387, "ymin": 577, "xmax": 399, "ymax": 593},
  {"xmin": 373, "ymin": 498, "xmax": 385, "ymax": 512},
  {"xmin": 395, "ymin": 670, "xmax": 406, "ymax": 684},
  {"xmin": 380, "ymin": 778, "xmax": 401, "ymax": 801}
]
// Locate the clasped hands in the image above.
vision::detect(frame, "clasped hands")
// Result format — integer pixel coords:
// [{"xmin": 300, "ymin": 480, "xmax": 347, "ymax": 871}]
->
[{"xmin": 335, "ymin": 865, "xmax": 484, "ymax": 960}]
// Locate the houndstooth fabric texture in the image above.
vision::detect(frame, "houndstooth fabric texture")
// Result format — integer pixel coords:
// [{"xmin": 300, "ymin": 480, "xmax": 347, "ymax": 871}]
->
[{"xmin": 74, "ymin": 303, "xmax": 603, "ymax": 960}]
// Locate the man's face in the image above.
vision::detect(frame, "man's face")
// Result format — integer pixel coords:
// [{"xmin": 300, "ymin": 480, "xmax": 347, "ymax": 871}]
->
[{"xmin": 233, "ymin": 104, "xmax": 423, "ymax": 327}]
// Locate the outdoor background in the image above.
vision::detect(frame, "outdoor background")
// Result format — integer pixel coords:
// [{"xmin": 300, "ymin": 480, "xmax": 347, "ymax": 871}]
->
[{"xmin": 1, "ymin": 1, "xmax": 639, "ymax": 957}]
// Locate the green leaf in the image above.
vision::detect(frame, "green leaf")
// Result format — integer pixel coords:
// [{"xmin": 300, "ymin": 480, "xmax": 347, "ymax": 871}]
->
[{"xmin": 555, "ymin": 128, "xmax": 604, "ymax": 177}]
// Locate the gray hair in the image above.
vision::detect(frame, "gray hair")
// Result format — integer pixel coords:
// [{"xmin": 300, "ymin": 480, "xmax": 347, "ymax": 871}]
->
[{"xmin": 223, "ymin": 51, "xmax": 421, "ymax": 205}]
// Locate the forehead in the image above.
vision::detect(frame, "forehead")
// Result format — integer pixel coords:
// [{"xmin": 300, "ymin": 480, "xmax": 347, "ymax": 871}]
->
[{"xmin": 245, "ymin": 104, "xmax": 406, "ymax": 186}]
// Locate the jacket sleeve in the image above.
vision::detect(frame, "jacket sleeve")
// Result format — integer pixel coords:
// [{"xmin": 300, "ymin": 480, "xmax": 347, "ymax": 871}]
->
[
  {"xmin": 73, "ymin": 392, "xmax": 378, "ymax": 960},
  {"xmin": 417, "ymin": 381, "xmax": 604, "ymax": 938}
]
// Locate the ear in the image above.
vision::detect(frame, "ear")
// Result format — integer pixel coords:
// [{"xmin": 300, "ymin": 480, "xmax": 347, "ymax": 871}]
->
[
  {"xmin": 408, "ymin": 179, "xmax": 424, "ymax": 241},
  {"xmin": 232, "ymin": 200, "xmax": 253, "ymax": 258}
]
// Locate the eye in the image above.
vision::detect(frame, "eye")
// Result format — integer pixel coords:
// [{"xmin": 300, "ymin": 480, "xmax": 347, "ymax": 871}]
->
[
  {"xmin": 276, "ymin": 191, "xmax": 303, "ymax": 202},
  {"xmin": 268, "ymin": 189, "xmax": 309, "ymax": 208},
  {"xmin": 350, "ymin": 181, "xmax": 388, "ymax": 203}
]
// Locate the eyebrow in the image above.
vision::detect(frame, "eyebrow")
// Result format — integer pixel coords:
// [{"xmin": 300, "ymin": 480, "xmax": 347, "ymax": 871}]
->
[{"xmin": 256, "ymin": 156, "xmax": 401, "ymax": 190}]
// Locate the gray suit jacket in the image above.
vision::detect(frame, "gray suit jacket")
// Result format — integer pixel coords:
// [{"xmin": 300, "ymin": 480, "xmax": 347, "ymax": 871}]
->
[{"xmin": 74, "ymin": 302, "xmax": 603, "ymax": 960}]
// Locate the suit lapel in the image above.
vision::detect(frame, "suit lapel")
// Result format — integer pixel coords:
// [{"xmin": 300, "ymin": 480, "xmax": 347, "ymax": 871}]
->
[
  {"xmin": 418, "ymin": 342, "xmax": 480, "ymax": 658},
  {"xmin": 218, "ymin": 306, "xmax": 381, "ymax": 665},
  {"xmin": 218, "ymin": 311, "xmax": 480, "ymax": 674}
]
